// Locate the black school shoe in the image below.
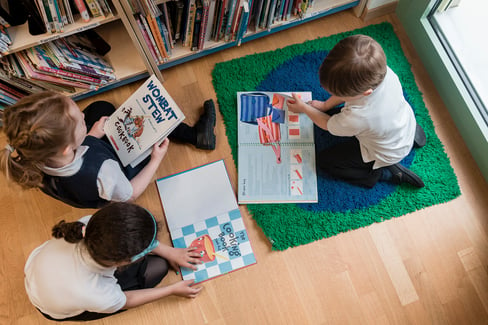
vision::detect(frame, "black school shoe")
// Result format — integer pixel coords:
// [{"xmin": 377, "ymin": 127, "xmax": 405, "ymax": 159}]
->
[
  {"xmin": 387, "ymin": 163, "xmax": 425, "ymax": 188},
  {"xmin": 414, "ymin": 123, "xmax": 426, "ymax": 148},
  {"xmin": 195, "ymin": 99, "xmax": 216, "ymax": 150}
]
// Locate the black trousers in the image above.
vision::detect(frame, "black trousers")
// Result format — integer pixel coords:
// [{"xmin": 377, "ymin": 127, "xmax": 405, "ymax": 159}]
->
[
  {"xmin": 317, "ymin": 137, "xmax": 383, "ymax": 188},
  {"xmin": 38, "ymin": 255, "xmax": 169, "ymax": 322}
]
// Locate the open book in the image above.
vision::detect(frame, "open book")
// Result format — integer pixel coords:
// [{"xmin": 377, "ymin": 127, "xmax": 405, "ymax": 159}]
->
[
  {"xmin": 156, "ymin": 160, "xmax": 256, "ymax": 283},
  {"xmin": 104, "ymin": 75, "xmax": 185, "ymax": 167},
  {"xmin": 237, "ymin": 91, "xmax": 318, "ymax": 204}
]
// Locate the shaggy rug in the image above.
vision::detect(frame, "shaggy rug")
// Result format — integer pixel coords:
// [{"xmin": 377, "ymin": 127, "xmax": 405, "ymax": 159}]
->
[{"xmin": 212, "ymin": 22, "xmax": 461, "ymax": 250}]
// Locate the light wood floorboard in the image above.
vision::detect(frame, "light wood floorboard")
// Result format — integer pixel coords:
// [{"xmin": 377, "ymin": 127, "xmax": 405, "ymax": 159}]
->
[{"xmin": 1, "ymin": 10, "xmax": 487, "ymax": 325}]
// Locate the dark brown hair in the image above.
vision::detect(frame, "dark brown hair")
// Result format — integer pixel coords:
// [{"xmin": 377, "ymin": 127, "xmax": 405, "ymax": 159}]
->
[
  {"xmin": 0, "ymin": 91, "xmax": 77, "ymax": 188},
  {"xmin": 319, "ymin": 34, "xmax": 387, "ymax": 97},
  {"xmin": 52, "ymin": 202, "xmax": 160, "ymax": 267}
]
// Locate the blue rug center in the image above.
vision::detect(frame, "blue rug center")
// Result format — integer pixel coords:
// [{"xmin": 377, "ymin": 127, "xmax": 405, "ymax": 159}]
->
[{"xmin": 256, "ymin": 51, "xmax": 415, "ymax": 212}]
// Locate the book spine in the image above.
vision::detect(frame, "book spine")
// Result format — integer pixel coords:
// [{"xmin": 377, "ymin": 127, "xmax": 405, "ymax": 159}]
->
[
  {"xmin": 191, "ymin": 1, "xmax": 203, "ymax": 51},
  {"xmin": 224, "ymin": 0, "xmax": 237, "ymax": 41},
  {"xmin": 156, "ymin": 16, "xmax": 172, "ymax": 55},
  {"xmin": 147, "ymin": 15, "xmax": 169, "ymax": 59},
  {"xmin": 16, "ymin": 52, "xmax": 98, "ymax": 90},
  {"xmin": 84, "ymin": 0, "xmax": 104, "ymax": 18},
  {"xmin": 73, "ymin": 0, "xmax": 91, "ymax": 22},
  {"xmin": 139, "ymin": 14, "xmax": 164, "ymax": 63},
  {"xmin": 182, "ymin": 0, "xmax": 196, "ymax": 47},
  {"xmin": 46, "ymin": 0, "xmax": 63, "ymax": 32},
  {"xmin": 135, "ymin": 15, "xmax": 159, "ymax": 62},
  {"xmin": 161, "ymin": 2, "xmax": 174, "ymax": 48},
  {"xmin": 0, "ymin": 82, "xmax": 25, "ymax": 99},
  {"xmin": 236, "ymin": 1, "xmax": 249, "ymax": 45},
  {"xmin": 197, "ymin": 0, "xmax": 210, "ymax": 50}
]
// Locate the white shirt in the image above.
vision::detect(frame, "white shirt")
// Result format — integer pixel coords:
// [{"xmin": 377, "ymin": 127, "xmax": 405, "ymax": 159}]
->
[
  {"xmin": 24, "ymin": 216, "xmax": 127, "ymax": 319},
  {"xmin": 327, "ymin": 67, "xmax": 416, "ymax": 169},
  {"xmin": 41, "ymin": 144, "xmax": 133, "ymax": 201}
]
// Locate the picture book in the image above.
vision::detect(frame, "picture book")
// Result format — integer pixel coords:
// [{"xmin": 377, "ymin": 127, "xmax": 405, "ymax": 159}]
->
[
  {"xmin": 237, "ymin": 91, "xmax": 318, "ymax": 204},
  {"xmin": 156, "ymin": 160, "xmax": 256, "ymax": 283},
  {"xmin": 104, "ymin": 75, "xmax": 185, "ymax": 167}
]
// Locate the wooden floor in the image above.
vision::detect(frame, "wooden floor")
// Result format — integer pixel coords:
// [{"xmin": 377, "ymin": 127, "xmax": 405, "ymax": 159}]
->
[{"xmin": 2, "ymin": 10, "xmax": 488, "ymax": 325}]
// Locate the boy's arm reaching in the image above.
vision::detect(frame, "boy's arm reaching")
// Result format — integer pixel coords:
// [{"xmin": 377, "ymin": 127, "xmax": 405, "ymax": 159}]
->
[{"xmin": 287, "ymin": 93, "xmax": 331, "ymax": 131}]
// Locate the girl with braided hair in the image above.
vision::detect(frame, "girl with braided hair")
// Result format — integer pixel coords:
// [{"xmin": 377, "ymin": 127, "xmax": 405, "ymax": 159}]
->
[{"xmin": 24, "ymin": 202, "xmax": 202, "ymax": 321}]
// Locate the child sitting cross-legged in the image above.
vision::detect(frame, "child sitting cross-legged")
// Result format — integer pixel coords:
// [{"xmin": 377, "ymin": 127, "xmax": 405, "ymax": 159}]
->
[{"xmin": 0, "ymin": 91, "xmax": 217, "ymax": 208}]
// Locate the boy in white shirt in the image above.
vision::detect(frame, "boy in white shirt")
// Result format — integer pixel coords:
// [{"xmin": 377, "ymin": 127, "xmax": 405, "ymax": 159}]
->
[{"xmin": 287, "ymin": 34, "xmax": 425, "ymax": 188}]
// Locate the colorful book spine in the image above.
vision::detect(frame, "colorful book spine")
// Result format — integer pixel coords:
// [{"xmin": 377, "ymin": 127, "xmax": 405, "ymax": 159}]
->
[
  {"xmin": 84, "ymin": 0, "xmax": 104, "ymax": 18},
  {"xmin": 139, "ymin": 14, "xmax": 164, "ymax": 63},
  {"xmin": 73, "ymin": 0, "xmax": 91, "ymax": 22},
  {"xmin": 198, "ymin": 0, "xmax": 210, "ymax": 50},
  {"xmin": 135, "ymin": 15, "xmax": 159, "ymax": 63},
  {"xmin": 236, "ymin": 0, "xmax": 249, "ymax": 45},
  {"xmin": 16, "ymin": 52, "xmax": 98, "ymax": 90},
  {"xmin": 191, "ymin": 0, "xmax": 203, "ymax": 51},
  {"xmin": 147, "ymin": 15, "xmax": 169, "ymax": 59},
  {"xmin": 161, "ymin": 2, "xmax": 174, "ymax": 48}
]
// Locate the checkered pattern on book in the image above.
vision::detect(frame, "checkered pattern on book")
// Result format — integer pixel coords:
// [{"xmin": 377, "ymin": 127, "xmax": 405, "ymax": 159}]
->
[{"xmin": 171, "ymin": 208, "xmax": 256, "ymax": 283}]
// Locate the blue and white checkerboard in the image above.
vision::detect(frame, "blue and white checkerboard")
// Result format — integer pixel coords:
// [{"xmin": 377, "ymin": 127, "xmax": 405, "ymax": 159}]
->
[{"xmin": 171, "ymin": 208, "xmax": 256, "ymax": 283}]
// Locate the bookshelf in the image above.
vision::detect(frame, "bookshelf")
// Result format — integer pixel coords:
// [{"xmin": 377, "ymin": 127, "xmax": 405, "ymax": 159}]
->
[{"xmin": 0, "ymin": 0, "xmax": 363, "ymax": 104}]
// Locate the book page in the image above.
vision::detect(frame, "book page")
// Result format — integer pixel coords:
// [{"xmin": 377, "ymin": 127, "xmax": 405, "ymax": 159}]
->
[
  {"xmin": 237, "ymin": 91, "xmax": 318, "ymax": 204},
  {"xmin": 156, "ymin": 160, "xmax": 238, "ymax": 232}
]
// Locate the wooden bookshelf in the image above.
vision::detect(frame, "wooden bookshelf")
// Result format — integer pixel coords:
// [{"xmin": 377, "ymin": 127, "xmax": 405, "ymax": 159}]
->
[
  {"xmin": 5, "ymin": 14, "xmax": 119, "ymax": 55},
  {"xmin": 1, "ymin": 0, "xmax": 364, "ymax": 103},
  {"xmin": 71, "ymin": 19, "xmax": 149, "ymax": 101}
]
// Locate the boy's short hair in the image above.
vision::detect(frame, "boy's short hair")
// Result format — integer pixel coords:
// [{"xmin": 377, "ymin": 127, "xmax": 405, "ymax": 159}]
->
[{"xmin": 319, "ymin": 34, "xmax": 387, "ymax": 97}]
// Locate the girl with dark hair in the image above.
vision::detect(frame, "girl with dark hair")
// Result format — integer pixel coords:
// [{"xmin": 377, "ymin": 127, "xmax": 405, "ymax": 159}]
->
[{"xmin": 24, "ymin": 202, "xmax": 202, "ymax": 321}]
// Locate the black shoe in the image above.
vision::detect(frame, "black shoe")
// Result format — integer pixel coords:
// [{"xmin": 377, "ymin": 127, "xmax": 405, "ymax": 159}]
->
[
  {"xmin": 195, "ymin": 99, "xmax": 216, "ymax": 150},
  {"xmin": 387, "ymin": 163, "xmax": 425, "ymax": 188},
  {"xmin": 414, "ymin": 123, "xmax": 426, "ymax": 148}
]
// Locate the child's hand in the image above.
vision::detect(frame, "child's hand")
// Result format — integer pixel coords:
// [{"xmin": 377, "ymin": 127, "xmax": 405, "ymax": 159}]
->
[
  {"xmin": 87, "ymin": 116, "xmax": 109, "ymax": 138},
  {"xmin": 167, "ymin": 246, "xmax": 202, "ymax": 271},
  {"xmin": 150, "ymin": 138, "xmax": 170, "ymax": 163},
  {"xmin": 287, "ymin": 93, "xmax": 307, "ymax": 113},
  {"xmin": 169, "ymin": 280, "xmax": 202, "ymax": 298}
]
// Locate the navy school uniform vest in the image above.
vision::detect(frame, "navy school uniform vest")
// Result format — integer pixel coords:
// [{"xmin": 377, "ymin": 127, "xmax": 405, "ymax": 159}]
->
[{"xmin": 41, "ymin": 136, "xmax": 146, "ymax": 209}]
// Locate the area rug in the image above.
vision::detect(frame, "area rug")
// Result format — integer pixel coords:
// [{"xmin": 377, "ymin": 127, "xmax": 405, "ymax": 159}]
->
[{"xmin": 212, "ymin": 22, "xmax": 461, "ymax": 250}]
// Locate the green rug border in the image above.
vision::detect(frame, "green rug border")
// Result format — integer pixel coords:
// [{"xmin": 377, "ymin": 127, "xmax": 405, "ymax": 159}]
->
[{"xmin": 212, "ymin": 22, "xmax": 461, "ymax": 250}]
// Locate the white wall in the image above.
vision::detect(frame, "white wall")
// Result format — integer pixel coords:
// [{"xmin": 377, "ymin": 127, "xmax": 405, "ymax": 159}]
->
[{"xmin": 367, "ymin": 0, "xmax": 396, "ymax": 9}]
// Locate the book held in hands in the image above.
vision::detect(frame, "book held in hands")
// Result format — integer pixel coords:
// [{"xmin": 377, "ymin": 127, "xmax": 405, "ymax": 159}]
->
[{"xmin": 104, "ymin": 75, "xmax": 185, "ymax": 167}]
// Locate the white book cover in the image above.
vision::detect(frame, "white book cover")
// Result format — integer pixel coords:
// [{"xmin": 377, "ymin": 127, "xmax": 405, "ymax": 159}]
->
[
  {"xmin": 156, "ymin": 160, "xmax": 256, "ymax": 283},
  {"xmin": 104, "ymin": 75, "xmax": 185, "ymax": 167}
]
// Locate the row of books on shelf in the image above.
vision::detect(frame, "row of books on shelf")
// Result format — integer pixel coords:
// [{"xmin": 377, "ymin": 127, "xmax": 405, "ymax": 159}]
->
[
  {"xmin": 0, "ymin": 32, "xmax": 115, "ymax": 109},
  {"xmin": 131, "ymin": 0, "xmax": 312, "ymax": 63},
  {"xmin": 1, "ymin": 0, "xmax": 113, "ymax": 38}
]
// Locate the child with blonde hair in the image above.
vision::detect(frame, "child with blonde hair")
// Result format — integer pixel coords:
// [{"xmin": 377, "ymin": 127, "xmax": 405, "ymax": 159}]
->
[
  {"xmin": 0, "ymin": 91, "xmax": 216, "ymax": 208},
  {"xmin": 288, "ymin": 34, "xmax": 426, "ymax": 188}
]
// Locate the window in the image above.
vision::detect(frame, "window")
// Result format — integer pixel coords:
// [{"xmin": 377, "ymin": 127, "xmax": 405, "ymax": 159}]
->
[{"xmin": 428, "ymin": 0, "xmax": 488, "ymax": 124}]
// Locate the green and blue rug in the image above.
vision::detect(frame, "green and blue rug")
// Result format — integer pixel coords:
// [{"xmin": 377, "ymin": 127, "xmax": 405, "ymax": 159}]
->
[{"xmin": 212, "ymin": 22, "xmax": 461, "ymax": 251}]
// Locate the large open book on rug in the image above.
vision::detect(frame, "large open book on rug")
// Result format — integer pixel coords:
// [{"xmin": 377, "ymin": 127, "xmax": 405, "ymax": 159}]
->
[{"xmin": 237, "ymin": 91, "xmax": 318, "ymax": 204}]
